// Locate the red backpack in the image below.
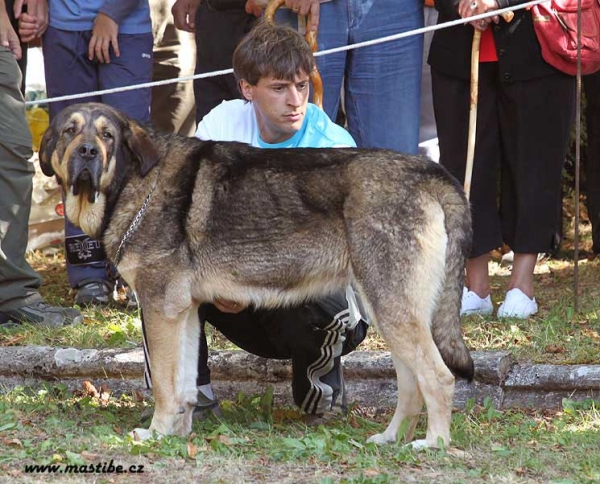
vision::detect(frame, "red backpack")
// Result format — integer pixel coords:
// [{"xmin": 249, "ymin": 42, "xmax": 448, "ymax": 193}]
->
[{"xmin": 531, "ymin": 0, "xmax": 600, "ymax": 75}]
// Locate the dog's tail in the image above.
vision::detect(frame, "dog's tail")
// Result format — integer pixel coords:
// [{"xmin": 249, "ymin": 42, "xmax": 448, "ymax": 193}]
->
[{"xmin": 431, "ymin": 177, "xmax": 474, "ymax": 381}]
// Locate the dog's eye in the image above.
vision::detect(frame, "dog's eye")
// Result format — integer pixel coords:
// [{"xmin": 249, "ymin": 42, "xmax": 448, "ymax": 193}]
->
[
  {"xmin": 63, "ymin": 126, "xmax": 76, "ymax": 135},
  {"xmin": 102, "ymin": 131, "xmax": 114, "ymax": 140}
]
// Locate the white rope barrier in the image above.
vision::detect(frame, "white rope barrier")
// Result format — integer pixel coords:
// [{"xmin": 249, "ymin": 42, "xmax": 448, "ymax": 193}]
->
[{"xmin": 25, "ymin": 0, "xmax": 548, "ymax": 107}]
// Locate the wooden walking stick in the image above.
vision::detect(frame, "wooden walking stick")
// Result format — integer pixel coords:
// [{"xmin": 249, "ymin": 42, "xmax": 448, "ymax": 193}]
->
[
  {"xmin": 464, "ymin": 11, "xmax": 514, "ymax": 200},
  {"xmin": 264, "ymin": 0, "xmax": 324, "ymax": 109}
]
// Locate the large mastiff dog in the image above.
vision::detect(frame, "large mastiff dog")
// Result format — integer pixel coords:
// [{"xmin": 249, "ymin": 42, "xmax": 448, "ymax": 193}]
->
[{"xmin": 40, "ymin": 103, "xmax": 474, "ymax": 448}]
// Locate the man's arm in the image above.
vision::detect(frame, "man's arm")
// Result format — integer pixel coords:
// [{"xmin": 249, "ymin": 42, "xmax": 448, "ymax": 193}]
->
[{"xmin": 0, "ymin": 0, "xmax": 22, "ymax": 59}]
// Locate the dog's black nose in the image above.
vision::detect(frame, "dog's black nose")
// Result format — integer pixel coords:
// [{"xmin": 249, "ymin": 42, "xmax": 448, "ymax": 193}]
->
[{"xmin": 78, "ymin": 143, "xmax": 99, "ymax": 159}]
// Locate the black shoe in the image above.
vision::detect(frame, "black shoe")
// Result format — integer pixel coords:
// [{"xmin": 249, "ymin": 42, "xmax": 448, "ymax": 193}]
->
[
  {"xmin": 75, "ymin": 279, "xmax": 114, "ymax": 306},
  {"xmin": 305, "ymin": 409, "xmax": 344, "ymax": 427},
  {"xmin": 193, "ymin": 386, "xmax": 223, "ymax": 420},
  {"xmin": 0, "ymin": 300, "xmax": 83, "ymax": 327}
]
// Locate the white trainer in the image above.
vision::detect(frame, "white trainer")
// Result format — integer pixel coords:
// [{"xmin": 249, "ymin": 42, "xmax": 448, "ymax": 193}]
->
[
  {"xmin": 497, "ymin": 288, "xmax": 538, "ymax": 319},
  {"xmin": 460, "ymin": 288, "xmax": 494, "ymax": 316}
]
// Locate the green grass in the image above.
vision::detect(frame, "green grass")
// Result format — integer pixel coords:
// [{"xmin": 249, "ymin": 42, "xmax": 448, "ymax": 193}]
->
[{"xmin": 0, "ymin": 385, "xmax": 598, "ymax": 482}]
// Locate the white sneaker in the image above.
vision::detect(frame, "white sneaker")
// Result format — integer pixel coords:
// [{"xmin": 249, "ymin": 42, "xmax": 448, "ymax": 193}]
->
[
  {"xmin": 460, "ymin": 288, "xmax": 494, "ymax": 316},
  {"xmin": 497, "ymin": 288, "xmax": 538, "ymax": 319}
]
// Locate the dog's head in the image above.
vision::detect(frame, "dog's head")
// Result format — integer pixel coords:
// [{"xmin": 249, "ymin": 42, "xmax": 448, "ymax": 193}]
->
[{"xmin": 39, "ymin": 102, "xmax": 160, "ymax": 237}]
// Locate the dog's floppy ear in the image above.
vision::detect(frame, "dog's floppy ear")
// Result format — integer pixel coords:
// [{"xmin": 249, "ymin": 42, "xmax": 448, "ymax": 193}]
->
[
  {"xmin": 124, "ymin": 120, "xmax": 161, "ymax": 177},
  {"xmin": 38, "ymin": 125, "xmax": 57, "ymax": 176}
]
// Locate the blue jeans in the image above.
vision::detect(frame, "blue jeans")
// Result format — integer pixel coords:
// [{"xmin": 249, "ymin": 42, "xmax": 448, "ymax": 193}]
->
[
  {"xmin": 43, "ymin": 26, "xmax": 153, "ymax": 288},
  {"xmin": 278, "ymin": 0, "xmax": 423, "ymax": 153}
]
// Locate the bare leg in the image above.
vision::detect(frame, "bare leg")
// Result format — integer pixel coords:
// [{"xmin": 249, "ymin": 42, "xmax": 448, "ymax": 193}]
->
[
  {"xmin": 465, "ymin": 253, "xmax": 490, "ymax": 298},
  {"xmin": 507, "ymin": 253, "xmax": 537, "ymax": 298}
]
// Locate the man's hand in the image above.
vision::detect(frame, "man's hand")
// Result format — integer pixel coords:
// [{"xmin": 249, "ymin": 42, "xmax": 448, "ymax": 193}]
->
[
  {"xmin": 285, "ymin": 0, "xmax": 320, "ymax": 32},
  {"xmin": 14, "ymin": 0, "xmax": 48, "ymax": 42},
  {"xmin": 172, "ymin": 0, "xmax": 201, "ymax": 32},
  {"xmin": 213, "ymin": 299, "xmax": 246, "ymax": 314},
  {"xmin": 0, "ymin": 6, "xmax": 22, "ymax": 59},
  {"xmin": 245, "ymin": 0, "xmax": 320, "ymax": 32},
  {"xmin": 245, "ymin": 0, "xmax": 265, "ymax": 17},
  {"xmin": 458, "ymin": 0, "xmax": 499, "ymax": 31},
  {"xmin": 88, "ymin": 12, "xmax": 119, "ymax": 63}
]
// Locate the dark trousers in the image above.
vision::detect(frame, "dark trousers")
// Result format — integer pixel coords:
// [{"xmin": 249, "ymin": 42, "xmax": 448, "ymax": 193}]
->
[
  {"xmin": 584, "ymin": 72, "xmax": 600, "ymax": 253},
  {"xmin": 193, "ymin": 1, "xmax": 256, "ymax": 122},
  {"xmin": 432, "ymin": 64, "xmax": 575, "ymax": 257},
  {"xmin": 197, "ymin": 300, "xmax": 368, "ymax": 415}
]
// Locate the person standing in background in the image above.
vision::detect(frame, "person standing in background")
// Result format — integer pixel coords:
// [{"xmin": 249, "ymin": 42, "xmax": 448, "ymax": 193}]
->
[
  {"xmin": 171, "ymin": 0, "xmax": 257, "ymax": 123},
  {"xmin": 41, "ymin": 0, "xmax": 153, "ymax": 306},
  {"xmin": 1, "ymin": 0, "xmax": 82, "ymax": 327},
  {"xmin": 429, "ymin": 0, "xmax": 575, "ymax": 318},
  {"xmin": 150, "ymin": 0, "xmax": 196, "ymax": 135}
]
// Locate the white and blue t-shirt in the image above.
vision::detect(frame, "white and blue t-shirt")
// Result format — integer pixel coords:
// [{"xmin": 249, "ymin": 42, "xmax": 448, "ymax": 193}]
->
[{"xmin": 195, "ymin": 100, "xmax": 357, "ymax": 149}]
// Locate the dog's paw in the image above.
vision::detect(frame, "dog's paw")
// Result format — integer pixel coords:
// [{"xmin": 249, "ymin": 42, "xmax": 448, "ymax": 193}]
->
[
  {"xmin": 366, "ymin": 432, "xmax": 396, "ymax": 445},
  {"xmin": 128, "ymin": 428, "xmax": 161, "ymax": 441}
]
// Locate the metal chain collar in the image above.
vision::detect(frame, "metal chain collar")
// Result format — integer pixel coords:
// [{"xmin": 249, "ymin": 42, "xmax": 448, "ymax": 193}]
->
[{"xmin": 113, "ymin": 169, "xmax": 160, "ymax": 267}]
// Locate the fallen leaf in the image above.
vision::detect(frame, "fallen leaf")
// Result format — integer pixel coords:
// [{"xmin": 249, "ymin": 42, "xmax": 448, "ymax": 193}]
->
[
  {"xmin": 2, "ymin": 438, "xmax": 23, "ymax": 448},
  {"xmin": 582, "ymin": 329, "xmax": 600, "ymax": 340},
  {"xmin": 82, "ymin": 380, "xmax": 99, "ymax": 398},
  {"xmin": 446, "ymin": 447, "xmax": 466, "ymax": 458},
  {"xmin": 1, "ymin": 334, "xmax": 26, "ymax": 346},
  {"xmin": 218, "ymin": 435, "xmax": 232, "ymax": 445},
  {"xmin": 348, "ymin": 415, "xmax": 361, "ymax": 429},
  {"xmin": 81, "ymin": 451, "xmax": 100, "ymax": 460},
  {"xmin": 187, "ymin": 442, "xmax": 198, "ymax": 458},
  {"xmin": 545, "ymin": 345, "xmax": 566, "ymax": 354},
  {"xmin": 206, "ymin": 434, "xmax": 232, "ymax": 446}
]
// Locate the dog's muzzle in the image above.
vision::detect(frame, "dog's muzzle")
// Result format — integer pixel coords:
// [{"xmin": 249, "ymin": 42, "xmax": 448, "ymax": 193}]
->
[{"xmin": 68, "ymin": 143, "xmax": 103, "ymax": 203}]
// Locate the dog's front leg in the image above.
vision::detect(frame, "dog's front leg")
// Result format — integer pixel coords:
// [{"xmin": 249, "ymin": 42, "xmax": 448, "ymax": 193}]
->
[{"xmin": 132, "ymin": 304, "xmax": 200, "ymax": 440}]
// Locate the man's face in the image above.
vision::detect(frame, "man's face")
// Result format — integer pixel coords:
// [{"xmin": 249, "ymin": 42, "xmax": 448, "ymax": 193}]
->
[{"xmin": 240, "ymin": 72, "xmax": 310, "ymax": 144}]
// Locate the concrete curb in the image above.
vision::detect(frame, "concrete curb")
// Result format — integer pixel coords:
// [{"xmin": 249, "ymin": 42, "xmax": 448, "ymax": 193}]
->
[{"xmin": 1, "ymin": 346, "xmax": 599, "ymax": 410}]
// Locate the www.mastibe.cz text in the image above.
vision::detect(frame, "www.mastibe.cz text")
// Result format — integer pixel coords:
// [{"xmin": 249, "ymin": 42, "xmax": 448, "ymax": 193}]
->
[{"xmin": 24, "ymin": 460, "xmax": 144, "ymax": 474}]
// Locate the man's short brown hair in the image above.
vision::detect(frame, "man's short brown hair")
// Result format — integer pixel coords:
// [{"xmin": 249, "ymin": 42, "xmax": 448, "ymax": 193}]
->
[{"xmin": 233, "ymin": 20, "xmax": 316, "ymax": 87}]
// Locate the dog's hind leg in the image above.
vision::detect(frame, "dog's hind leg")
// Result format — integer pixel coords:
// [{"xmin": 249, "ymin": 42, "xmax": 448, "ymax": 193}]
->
[
  {"xmin": 131, "ymin": 304, "xmax": 200, "ymax": 440},
  {"xmin": 347, "ymin": 199, "xmax": 456, "ymax": 448},
  {"xmin": 367, "ymin": 355, "xmax": 424, "ymax": 445},
  {"xmin": 374, "ymin": 318, "xmax": 455, "ymax": 449}
]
